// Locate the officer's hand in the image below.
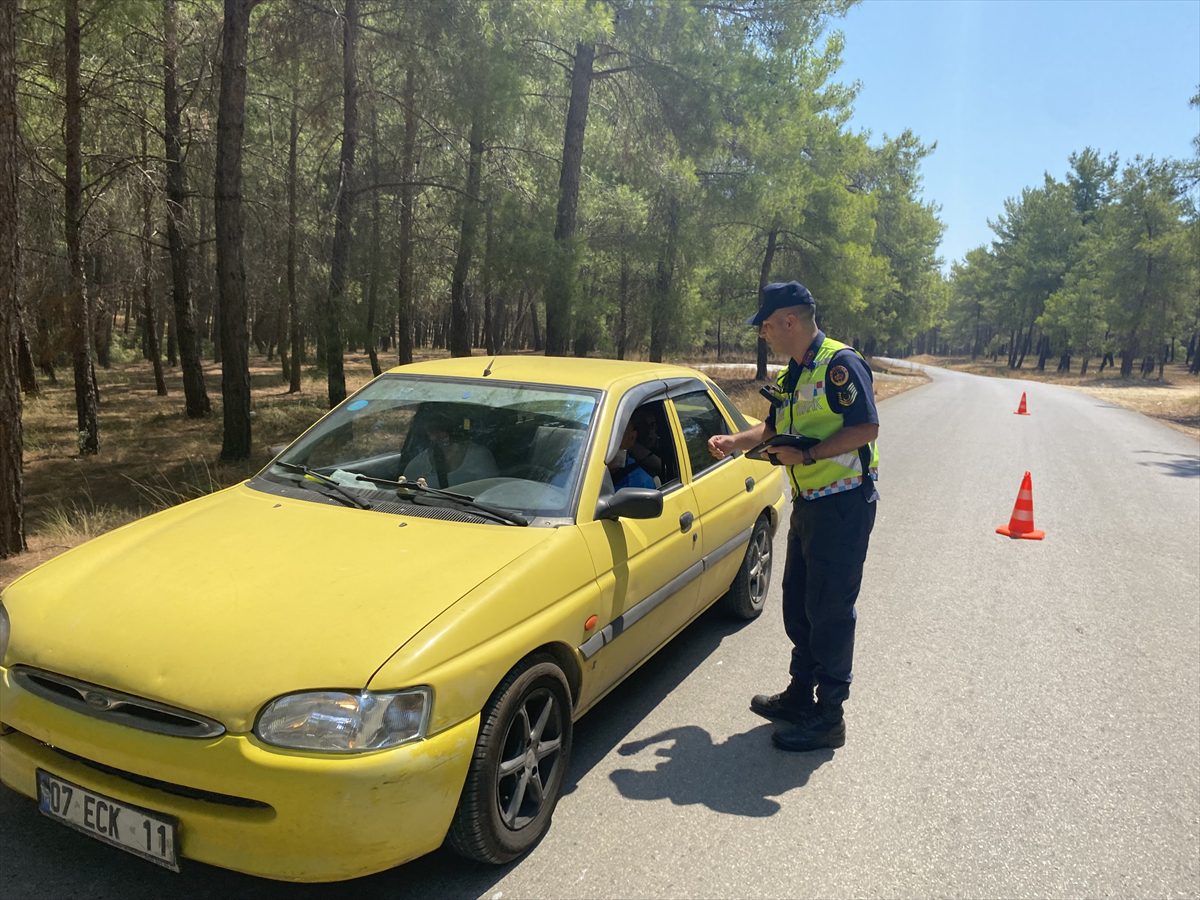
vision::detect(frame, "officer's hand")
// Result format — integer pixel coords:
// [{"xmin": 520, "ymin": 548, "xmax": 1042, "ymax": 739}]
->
[
  {"xmin": 766, "ymin": 445, "xmax": 806, "ymax": 466},
  {"xmin": 708, "ymin": 434, "xmax": 735, "ymax": 460}
]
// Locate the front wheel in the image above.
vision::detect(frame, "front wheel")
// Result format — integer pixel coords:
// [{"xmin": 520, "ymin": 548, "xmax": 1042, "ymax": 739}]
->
[
  {"xmin": 448, "ymin": 658, "xmax": 573, "ymax": 863},
  {"xmin": 719, "ymin": 514, "xmax": 773, "ymax": 620}
]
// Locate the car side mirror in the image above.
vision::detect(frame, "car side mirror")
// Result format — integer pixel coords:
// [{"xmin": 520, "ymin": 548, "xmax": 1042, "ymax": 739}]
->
[
  {"xmin": 595, "ymin": 487, "xmax": 663, "ymax": 521},
  {"xmin": 267, "ymin": 444, "xmax": 288, "ymax": 460}
]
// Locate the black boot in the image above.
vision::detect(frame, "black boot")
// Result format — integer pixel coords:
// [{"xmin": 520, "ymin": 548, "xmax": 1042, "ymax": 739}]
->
[
  {"xmin": 750, "ymin": 685, "xmax": 814, "ymax": 725},
  {"xmin": 771, "ymin": 702, "xmax": 845, "ymax": 752}
]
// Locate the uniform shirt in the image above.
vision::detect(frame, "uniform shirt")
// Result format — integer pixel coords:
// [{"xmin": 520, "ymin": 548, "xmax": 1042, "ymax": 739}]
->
[{"xmin": 765, "ymin": 332, "xmax": 879, "ymax": 432}]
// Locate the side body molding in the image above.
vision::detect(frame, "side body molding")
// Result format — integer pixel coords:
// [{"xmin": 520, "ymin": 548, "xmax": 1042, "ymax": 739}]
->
[{"xmin": 577, "ymin": 525, "xmax": 752, "ymax": 660}]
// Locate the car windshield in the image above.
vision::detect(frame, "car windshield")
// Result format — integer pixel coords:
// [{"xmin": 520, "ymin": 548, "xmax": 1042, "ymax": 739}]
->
[{"xmin": 258, "ymin": 375, "xmax": 600, "ymax": 521}]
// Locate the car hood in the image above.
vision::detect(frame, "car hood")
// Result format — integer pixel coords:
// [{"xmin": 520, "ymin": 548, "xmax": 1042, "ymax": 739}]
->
[{"xmin": 2, "ymin": 483, "xmax": 558, "ymax": 731}]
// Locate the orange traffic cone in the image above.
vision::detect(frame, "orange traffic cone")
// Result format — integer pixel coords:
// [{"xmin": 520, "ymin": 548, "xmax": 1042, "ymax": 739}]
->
[
  {"xmin": 1014, "ymin": 392, "xmax": 1030, "ymax": 415},
  {"xmin": 996, "ymin": 471, "xmax": 1044, "ymax": 540}
]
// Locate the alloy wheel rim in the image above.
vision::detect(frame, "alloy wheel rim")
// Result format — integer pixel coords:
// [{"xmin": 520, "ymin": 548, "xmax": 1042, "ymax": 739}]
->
[
  {"xmin": 748, "ymin": 527, "xmax": 771, "ymax": 607},
  {"xmin": 495, "ymin": 686, "xmax": 564, "ymax": 830}
]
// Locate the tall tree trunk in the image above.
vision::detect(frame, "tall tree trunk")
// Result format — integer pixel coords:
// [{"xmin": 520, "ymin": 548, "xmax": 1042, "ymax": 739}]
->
[
  {"xmin": 1120, "ymin": 345, "xmax": 1135, "ymax": 377},
  {"xmin": 1015, "ymin": 323, "xmax": 1032, "ymax": 369},
  {"xmin": 286, "ymin": 77, "xmax": 302, "ymax": 393},
  {"xmin": 616, "ymin": 243, "xmax": 629, "ymax": 360},
  {"xmin": 648, "ymin": 193, "xmax": 680, "ymax": 364},
  {"xmin": 396, "ymin": 66, "xmax": 416, "ymax": 365},
  {"xmin": 482, "ymin": 198, "xmax": 497, "ymax": 356},
  {"xmin": 165, "ymin": 313, "xmax": 177, "ymax": 366},
  {"xmin": 1, "ymin": 0, "xmax": 25, "ymax": 556},
  {"xmin": 215, "ymin": 0, "xmax": 257, "ymax": 459},
  {"xmin": 164, "ymin": 0, "xmax": 210, "ymax": 416},
  {"xmin": 91, "ymin": 253, "xmax": 111, "ymax": 369},
  {"xmin": 364, "ymin": 93, "xmax": 381, "ymax": 377},
  {"xmin": 65, "ymin": 0, "xmax": 98, "ymax": 454},
  {"xmin": 971, "ymin": 303, "xmax": 982, "ymax": 359},
  {"xmin": 545, "ymin": 41, "xmax": 594, "ymax": 357},
  {"xmin": 141, "ymin": 126, "xmax": 167, "ymax": 396},
  {"xmin": 17, "ymin": 315, "xmax": 38, "ymax": 395},
  {"xmin": 323, "ymin": 0, "xmax": 357, "ymax": 405},
  {"xmin": 449, "ymin": 105, "xmax": 482, "ymax": 358},
  {"xmin": 755, "ymin": 225, "xmax": 778, "ymax": 380}
]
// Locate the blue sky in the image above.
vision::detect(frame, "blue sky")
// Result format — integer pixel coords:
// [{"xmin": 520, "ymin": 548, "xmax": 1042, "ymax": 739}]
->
[{"xmin": 828, "ymin": 0, "xmax": 1200, "ymax": 269}]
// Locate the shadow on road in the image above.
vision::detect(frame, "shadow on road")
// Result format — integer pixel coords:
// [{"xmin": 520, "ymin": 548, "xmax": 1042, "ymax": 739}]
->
[
  {"xmin": 1135, "ymin": 450, "xmax": 1200, "ymax": 478},
  {"xmin": 611, "ymin": 724, "xmax": 832, "ymax": 816},
  {"xmin": 561, "ymin": 605, "xmax": 747, "ymax": 797}
]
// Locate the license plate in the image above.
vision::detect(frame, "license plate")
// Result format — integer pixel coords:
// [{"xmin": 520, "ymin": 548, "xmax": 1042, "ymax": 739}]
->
[{"xmin": 36, "ymin": 769, "xmax": 180, "ymax": 871}]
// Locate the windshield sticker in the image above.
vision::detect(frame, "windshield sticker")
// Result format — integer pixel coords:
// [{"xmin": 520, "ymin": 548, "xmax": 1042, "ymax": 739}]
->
[{"xmin": 347, "ymin": 399, "xmax": 368, "ymax": 411}]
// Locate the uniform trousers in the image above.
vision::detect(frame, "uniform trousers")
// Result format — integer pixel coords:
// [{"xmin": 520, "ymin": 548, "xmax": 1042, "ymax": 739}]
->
[{"xmin": 781, "ymin": 484, "xmax": 877, "ymax": 707}]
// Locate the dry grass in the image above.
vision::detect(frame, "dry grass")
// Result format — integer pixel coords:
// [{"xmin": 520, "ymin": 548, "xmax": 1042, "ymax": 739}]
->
[
  {"xmin": 910, "ymin": 355, "xmax": 1200, "ymax": 439},
  {"xmin": 0, "ymin": 350, "xmax": 927, "ymax": 589}
]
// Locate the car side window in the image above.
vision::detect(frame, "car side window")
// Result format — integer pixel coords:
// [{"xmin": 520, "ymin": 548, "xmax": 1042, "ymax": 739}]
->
[
  {"xmin": 621, "ymin": 401, "xmax": 681, "ymax": 489},
  {"xmin": 672, "ymin": 390, "xmax": 730, "ymax": 479}
]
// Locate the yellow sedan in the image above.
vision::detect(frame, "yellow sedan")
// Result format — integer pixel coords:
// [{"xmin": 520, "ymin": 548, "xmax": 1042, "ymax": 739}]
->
[{"xmin": 0, "ymin": 357, "xmax": 785, "ymax": 882}]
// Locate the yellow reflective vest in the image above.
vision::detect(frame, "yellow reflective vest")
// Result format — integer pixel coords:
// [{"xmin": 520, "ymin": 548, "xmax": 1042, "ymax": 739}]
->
[{"xmin": 774, "ymin": 336, "xmax": 880, "ymax": 500}]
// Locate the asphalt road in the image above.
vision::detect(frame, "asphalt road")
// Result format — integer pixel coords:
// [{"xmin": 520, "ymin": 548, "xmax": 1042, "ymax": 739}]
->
[{"xmin": 3, "ymin": 362, "xmax": 1198, "ymax": 898}]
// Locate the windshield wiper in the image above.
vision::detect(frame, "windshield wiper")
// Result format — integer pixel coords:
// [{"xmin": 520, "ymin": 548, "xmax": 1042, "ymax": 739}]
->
[
  {"xmin": 350, "ymin": 473, "xmax": 528, "ymax": 526},
  {"xmin": 271, "ymin": 461, "xmax": 372, "ymax": 510}
]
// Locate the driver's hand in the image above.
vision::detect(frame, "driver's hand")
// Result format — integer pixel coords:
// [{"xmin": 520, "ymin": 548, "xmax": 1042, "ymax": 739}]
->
[{"xmin": 708, "ymin": 434, "xmax": 736, "ymax": 460}]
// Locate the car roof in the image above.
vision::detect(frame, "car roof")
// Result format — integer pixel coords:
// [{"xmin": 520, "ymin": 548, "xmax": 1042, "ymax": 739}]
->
[{"xmin": 383, "ymin": 355, "xmax": 706, "ymax": 392}]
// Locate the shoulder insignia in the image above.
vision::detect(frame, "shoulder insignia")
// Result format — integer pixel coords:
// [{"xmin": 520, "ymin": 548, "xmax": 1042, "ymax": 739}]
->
[
  {"xmin": 829, "ymin": 365, "xmax": 849, "ymax": 387},
  {"xmin": 838, "ymin": 384, "xmax": 859, "ymax": 406}
]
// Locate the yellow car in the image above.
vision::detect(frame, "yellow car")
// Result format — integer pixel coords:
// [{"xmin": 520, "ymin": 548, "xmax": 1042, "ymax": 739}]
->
[{"xmin": 0, "ymin": 356, "xmax": 785, "ymax": 882}]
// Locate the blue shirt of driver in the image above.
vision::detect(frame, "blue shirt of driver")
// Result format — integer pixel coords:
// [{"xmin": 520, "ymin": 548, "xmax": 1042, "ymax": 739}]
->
[{"xmin": 614, "ymin": 462, "xmax": 656, "ymax": 491}]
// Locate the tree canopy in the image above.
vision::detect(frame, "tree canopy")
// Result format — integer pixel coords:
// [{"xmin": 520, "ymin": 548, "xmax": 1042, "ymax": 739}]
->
[{"xmin": 8, "ymin": 0, "xmax": 949, "ymax": 461}]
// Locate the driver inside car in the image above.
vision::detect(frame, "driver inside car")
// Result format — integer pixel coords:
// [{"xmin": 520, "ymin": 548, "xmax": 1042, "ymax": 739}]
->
[
  {"xmin": 403, "ymin": 413, "xmax": 498, "ymax": 488},
  {"xmin": 608, "ymin": 419, "xmax": 657, "ymax": 491}
]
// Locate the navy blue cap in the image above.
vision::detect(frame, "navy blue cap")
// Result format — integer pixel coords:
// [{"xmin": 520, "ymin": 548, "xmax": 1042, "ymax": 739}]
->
[{"xmin": 746, "ymin": 281, "xmax": 815, "ymax": 326}]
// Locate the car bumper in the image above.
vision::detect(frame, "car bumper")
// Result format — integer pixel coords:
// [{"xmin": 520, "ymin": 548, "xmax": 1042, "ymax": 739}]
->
[{"xmin": 0, "ymin": 667, "xmax": 479, "ymax": 882}]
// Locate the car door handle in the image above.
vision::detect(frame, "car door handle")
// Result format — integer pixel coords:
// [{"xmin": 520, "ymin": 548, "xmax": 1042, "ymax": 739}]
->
[
  {"xmin": 679, "ymin": 511, "xmax": 694, "ymax": 533},
  {"xmin": 745, "ymin": 477, "xmax": 755, "ymax": 493}
]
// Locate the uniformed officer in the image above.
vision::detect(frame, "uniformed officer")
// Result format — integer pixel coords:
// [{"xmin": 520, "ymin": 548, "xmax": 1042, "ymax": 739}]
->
[{"xmin": 708, "ymin": 281, "xmax": 879, "ymax": 752}]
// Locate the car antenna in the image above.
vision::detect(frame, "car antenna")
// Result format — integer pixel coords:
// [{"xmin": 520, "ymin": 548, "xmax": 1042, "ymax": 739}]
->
[{"xmin": 482, "ymin": 357, "xmax": 495, "ymax": 377}]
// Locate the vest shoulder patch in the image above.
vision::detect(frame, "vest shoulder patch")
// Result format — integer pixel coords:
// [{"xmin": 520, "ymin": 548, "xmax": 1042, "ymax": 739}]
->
[{"xmin": 829, "ymin": 364, "xmax": 850, "ymax": 387}]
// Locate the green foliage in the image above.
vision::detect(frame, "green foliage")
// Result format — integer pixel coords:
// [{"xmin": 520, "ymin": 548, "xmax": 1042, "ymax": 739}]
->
[
  {"xmin": 947, "ymin": 137, "xmax": 1198, "ymax": 372},
  {"xmin": 14, "ymin": 0, "xmax": 948, "ymax": 391}
]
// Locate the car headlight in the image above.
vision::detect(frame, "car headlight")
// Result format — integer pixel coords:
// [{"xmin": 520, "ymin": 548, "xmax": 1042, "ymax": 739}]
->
[{"xmin": 255, "ymin": 688, "xmax": 431, "ymax": 753}]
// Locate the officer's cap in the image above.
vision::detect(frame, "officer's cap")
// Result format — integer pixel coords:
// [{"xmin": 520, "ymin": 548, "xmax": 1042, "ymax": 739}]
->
[{"xmin": 746, "ymin": 281, "xmax": 815, "ymax": 326}]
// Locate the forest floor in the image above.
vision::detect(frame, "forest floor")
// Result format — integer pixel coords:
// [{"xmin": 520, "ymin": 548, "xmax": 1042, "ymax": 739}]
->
[
  {"xmin": 909, "ymin": 354, "xmax": 1200, "ymax": 439},
  {"xmin": 2, "ymin": 351, "xmax": 928, "ymax": 588}
]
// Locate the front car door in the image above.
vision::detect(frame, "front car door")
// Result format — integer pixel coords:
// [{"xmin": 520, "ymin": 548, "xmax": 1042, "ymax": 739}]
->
[{"xmin": 574, "ymin": 396, "xmax": 703, "ymax": 711}]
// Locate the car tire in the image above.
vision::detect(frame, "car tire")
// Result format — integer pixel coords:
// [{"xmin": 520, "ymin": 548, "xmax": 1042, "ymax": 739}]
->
[
  {"xmin": 719, "ymin": 514, "xmax": 772, "ymax": 620},
  {"xmin": 447, "ymin": 657, "xmax": 573, "ymax": 864}
]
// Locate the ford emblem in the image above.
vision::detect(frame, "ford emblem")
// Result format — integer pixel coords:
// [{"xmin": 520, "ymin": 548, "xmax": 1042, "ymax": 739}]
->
[{"xmin": 83, "ymin": 691, "xmax": 113, "ymax": 711}]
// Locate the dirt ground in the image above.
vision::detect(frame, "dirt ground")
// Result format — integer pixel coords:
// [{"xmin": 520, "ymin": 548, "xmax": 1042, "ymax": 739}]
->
[{"xmin": 1, "ymin": 352, "xmax": 926, "ymax": 589}]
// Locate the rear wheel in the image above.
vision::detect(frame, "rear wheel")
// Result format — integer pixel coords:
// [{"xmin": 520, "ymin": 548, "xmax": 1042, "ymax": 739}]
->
[
  {"xmin": 448, "ymin": 658, "xmax": 573, "ymax": 863},
  {"xmin": 719, "ymin": 514, "xmax": 773, "ymax": 620}
]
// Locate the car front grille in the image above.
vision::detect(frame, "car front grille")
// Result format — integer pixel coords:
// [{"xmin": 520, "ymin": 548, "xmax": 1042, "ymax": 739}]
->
[{"xmin": 10, "ymin": 666, "xmax": 225, "ymax": 739}]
